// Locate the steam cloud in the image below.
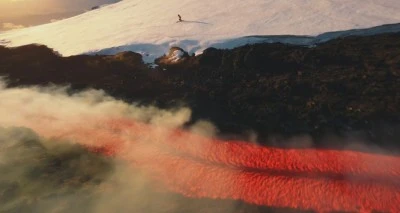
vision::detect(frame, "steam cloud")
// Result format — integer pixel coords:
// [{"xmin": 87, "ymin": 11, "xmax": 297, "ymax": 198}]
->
[
  {"xmin": 0, "ymin": 81, "xmax": 216, "ymax": 213},
  {"xmin": 1, "ymin": 23, "xmax": 25, "ymax": 31},
  {"xmin": 0, "ymin": 80, "xmax": 399, "ymax": 213}
]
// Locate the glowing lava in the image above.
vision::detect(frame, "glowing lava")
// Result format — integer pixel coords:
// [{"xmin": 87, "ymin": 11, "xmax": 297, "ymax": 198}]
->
[{"xmin": 41, "ymin": 118, "xmax": 400, "ymax": 212}]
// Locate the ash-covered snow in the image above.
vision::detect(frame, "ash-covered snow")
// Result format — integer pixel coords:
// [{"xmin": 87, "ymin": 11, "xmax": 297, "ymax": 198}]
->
[{"xmin": 1, "ymin": 0, "xmax": 400, "ymax": 63}]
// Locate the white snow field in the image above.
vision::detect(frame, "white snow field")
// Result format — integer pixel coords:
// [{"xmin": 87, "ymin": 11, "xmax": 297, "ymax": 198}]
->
[{"xmin": 1, "ymin": 0, "xmax": 400, "ymax": 62}]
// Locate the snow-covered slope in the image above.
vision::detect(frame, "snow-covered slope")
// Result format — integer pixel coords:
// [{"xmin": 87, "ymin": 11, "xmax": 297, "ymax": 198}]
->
[{"xmin": 1, "ymin": 0, "xmax": 400, "ymax": 62}]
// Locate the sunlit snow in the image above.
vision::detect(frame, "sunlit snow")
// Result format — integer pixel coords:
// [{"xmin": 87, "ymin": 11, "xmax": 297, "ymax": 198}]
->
[{"xmin": 1, "ymin": 0, "xmax": 400, "ymax": 62}]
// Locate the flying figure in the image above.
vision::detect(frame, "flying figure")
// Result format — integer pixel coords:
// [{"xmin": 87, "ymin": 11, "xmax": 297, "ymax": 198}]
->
[{"xmin": 178, "ymin": 14, "xmax": 182, "ymax": 22}]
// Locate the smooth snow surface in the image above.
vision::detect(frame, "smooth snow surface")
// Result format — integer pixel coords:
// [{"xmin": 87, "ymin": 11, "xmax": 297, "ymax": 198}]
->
[{"xmin": 1, "ymin": 0, "xmax": 400, "ymax": 62}]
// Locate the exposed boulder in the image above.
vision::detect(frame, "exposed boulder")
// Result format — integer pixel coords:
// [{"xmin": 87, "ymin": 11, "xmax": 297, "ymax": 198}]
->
[{"xmin": 155, "ymin": 47, "xmax": 190, "ymax": 65}]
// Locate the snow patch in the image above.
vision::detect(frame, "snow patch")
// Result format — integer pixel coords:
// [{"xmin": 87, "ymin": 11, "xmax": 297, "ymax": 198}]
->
[
  {"xmin": 1, "ymin": 0, "xmax": 400, "ymax": 62},
  {"xmin": 170, "ymin": 49, "xmax": 184, "ymax": 63}
]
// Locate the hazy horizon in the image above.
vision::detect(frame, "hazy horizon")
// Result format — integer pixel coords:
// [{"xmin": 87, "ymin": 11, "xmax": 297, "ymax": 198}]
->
[{"xmin": 0, "ymin": 0, "xmax": 120, "ymax": 31}]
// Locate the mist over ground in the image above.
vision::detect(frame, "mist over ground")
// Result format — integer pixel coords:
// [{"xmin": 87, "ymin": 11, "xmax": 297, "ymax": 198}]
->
[
  {"xmin": 0, "ymin": 0, "xmax": 399, "ymax": 211},
  {"xmin": 0, "ymin": 0, "xmax": 121, "ymax": 32},
  {"xmin": 0, "ymin": 81, "xmax": 237, "ymax": 213},
  {"xmin": 0, "ymin": 80, "xmax": 399, "ymax": 213}
]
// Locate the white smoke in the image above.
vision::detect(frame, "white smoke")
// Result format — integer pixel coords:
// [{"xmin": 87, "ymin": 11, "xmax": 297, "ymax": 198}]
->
[
  {"xmin": 0, "ymin": 80, "xmax": 397, "ymax": 213},
  {"xmin": 0, "ymin": 80, "xmax": 241, "ymax": 213}
]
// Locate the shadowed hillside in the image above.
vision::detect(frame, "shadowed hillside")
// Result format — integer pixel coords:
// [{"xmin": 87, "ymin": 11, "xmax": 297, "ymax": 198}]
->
[
  {"xmin": 1, "ymin": 33, "xmax": 400, "ymax": 149},
  {"xmin": 1, "ymin": 33, "xmax": 400, "ymax": 213}
]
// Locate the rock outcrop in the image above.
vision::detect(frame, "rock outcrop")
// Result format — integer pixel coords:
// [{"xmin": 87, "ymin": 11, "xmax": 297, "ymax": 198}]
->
[
  {"xmin": 1, "ymin": 33, "xmax": 400, "ymax": 148},
  {"xmin": 155, "ymin": 47, "xmax": 190, "ymax": 65}
]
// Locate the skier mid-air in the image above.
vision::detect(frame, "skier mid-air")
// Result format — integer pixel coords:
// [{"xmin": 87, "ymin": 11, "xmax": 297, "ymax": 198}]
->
[{"xmin": 178, "ymin": 14, "xmax": 182, "ymax": 22}]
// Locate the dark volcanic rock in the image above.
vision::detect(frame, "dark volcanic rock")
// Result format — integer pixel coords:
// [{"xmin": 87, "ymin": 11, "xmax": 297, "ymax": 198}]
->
[
  {"xmin": 1, "ymin": 33, "xmax": 400, "ymax": 149},
  {"xmin": 105, "ymin": 51, "xmax": 143, "ymax": 64},
  {"xmin": 198, "ymin": 47, "xmax": 224, "ymax": 67}
]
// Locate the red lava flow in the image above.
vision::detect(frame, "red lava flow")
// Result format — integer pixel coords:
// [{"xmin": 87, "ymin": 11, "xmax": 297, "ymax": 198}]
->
[{"xmin": 37, "ymin": 118, "xmax": 400, "ymax": 212}]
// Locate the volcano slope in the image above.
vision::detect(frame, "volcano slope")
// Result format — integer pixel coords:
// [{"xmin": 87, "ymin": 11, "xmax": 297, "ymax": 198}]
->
[
  {"xmin": 3, "ymin": 116, "xmax": 400, "ymax": 213},
  {"xmin": 1, "ymin": 32, "xmax": 400, "ymax": 146},
  {"xmin": 0, "ymin": 84, "xmax": 399, "ymax": 213},
  {"xmin": 1, "ymin": 0, "xmax": 400, "ymax": 62},
  {"xmin": 0, "ymin": 32, "xmax": 400, "ymax": 212}
]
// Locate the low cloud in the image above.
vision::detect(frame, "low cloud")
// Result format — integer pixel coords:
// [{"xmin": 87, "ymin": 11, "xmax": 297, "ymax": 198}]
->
[
  {"xmin": 2, "ymin": 22, "xmax": 25, "ymax": 30},
  {"xmin": 0, "ymin": 80, "xmax": 224, "ymax": 213}
]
